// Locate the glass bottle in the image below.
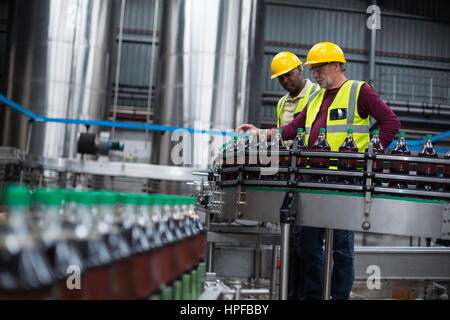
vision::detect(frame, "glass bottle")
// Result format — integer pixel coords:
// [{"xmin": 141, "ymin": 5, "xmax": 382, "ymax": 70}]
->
[
  {"xmin": 151, "ymin": 194, "xmax": 175, "ymax": 286},
  {"xmin": 338, "ymin": 129, "xmax": 359, "ymax": 184},
  {"xmin": 258, "ymin": 129, "xmax": 269, "ymax": 169},
  {"xmin": 416, "ymin": 134, "xmax": 438, "ymax": 191},
  {"xmin": 272, "ymin": 128, "xmax": 289, "ymax": 180},
  {"xmin": 0, "ymin": 185, "xmax": 55, "ymax": 300},
  {"xmin": 245, "ymin": 131, "xmax": 259, "ymax": 180},
  {"xmin": 74, "ymin": 191, "xmax": 113, "ymax": 300},
  {"xmin": 310, "ymin": 128, "xmax": 331, "ymax": 183},
  {"xmin": 33, "ymin": 188, "xmax": 87, "ymax": 300},
  {"xmin": 365, "ymin": 130, "xmax": 384, "ymax": 186},
  {"xmin": 389, "ymin": 132, "xmax": 410, "ymax": 189},
  {"xmin": 97, "ymin": 192, "xmax": 133, "ymax": 300},
  {"xmin": 293, "ymin": 128, "xmax": 307, "ymax": 182},
  {"xmin": 117, "ymin": 193, "xmax": 151, "ymax": 299}
]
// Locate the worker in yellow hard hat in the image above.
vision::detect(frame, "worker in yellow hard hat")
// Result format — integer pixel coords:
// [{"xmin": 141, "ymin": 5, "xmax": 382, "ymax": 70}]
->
[
  {"xmin": 270, "ymin": 51, "xmax": 321, "ymax": 149},
  {"xmin": 271, "ymin": 51, "xmax": 321, "ymax": 300},
  {"xmin": 237, "ymin": 42, "xmax": 401, "ymax": 299}
]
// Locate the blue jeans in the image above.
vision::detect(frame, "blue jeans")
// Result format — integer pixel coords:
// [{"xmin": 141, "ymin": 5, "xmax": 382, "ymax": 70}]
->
[
  {"xmin": 288, "ymin": 225, "xmax": 304, "ymax": 300},
  {"xmin": 300, "ymin": 226, "xmax": 355, "ymax": 300}
]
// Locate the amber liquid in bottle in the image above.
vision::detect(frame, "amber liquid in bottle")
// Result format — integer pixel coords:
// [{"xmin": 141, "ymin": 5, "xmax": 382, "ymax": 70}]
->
[
  {"xmin": 310, "ymin": 128, "xmax": 331, "ymax": 183},
  {"xmin": 338, "ymin": 129, "xmax": 359, "ymax": 185},
  {"xmin": 416, "ymin": 135, "xmax": 438, "ymax": 191},
  {"xmin": 365, "ymin": 130, "xmax": 384, "ymax": 187},
  {"xmin": 293, "ymin": 129, "xmax": 307, "ymax": 181},
  {"xmin": 389, "ymin": 133, "xmax": 410, "ymax": 189}
]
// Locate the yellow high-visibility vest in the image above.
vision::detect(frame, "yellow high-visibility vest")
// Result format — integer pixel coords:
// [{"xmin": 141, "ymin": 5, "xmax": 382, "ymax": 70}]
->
[
  {"xmin": 277, "ymin": 83, "xmax": 321, "ymax": 127},
  {"xmin": 305, "ymin": 80, "xmax": 370, "ymax": 152}
]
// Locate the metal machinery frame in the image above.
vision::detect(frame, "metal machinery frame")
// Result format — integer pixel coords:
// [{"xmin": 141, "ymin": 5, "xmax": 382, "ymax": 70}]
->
[{"xmin": 207, "ymin": 147, "xmax": 450, "ymax": 300}]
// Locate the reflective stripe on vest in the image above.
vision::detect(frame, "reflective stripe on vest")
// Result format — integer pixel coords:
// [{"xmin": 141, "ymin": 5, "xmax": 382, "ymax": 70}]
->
[
  {"xmin": 305, "ymin": 80, "xmax": 370, "ymax": 152},
  {"xmin": 277, "ymin": 83, "xmax": 321, "ymax": 127}
]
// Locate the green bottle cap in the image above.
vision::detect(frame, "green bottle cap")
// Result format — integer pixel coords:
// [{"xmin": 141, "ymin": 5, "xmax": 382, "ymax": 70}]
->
[
  {"xmin": 373, "ymin": 130, "xmax": 380, "ymax": 135},
  {"xmin": 277, "ymin": 128, "xmax": 282, "ymax": 133},
  {"xmin": 347, "ymin": 128, "xmax": 353, "ymax": 134},
  {"xmin": 99, "ymin": 192, "xmax": 117, "ymax": 205},
  {"xmin": 320, "ymin": 128, "xmax": 326, "ymax": 133},
  {"xmin": 66, "ymin": 189, "xmax": 78, "ymax": 202},
  {"xmin": 399, "ymin": 132, "xmax": 406, "ymax": 137},
  {"xmin": 3, "ymin": 184, "xmax": 30, "ymax": 207},
  {"xmin": 297, "ymin": 128, "xmax": 304, "ymax": 133},
  {"xmin": 426, "ymin": 134, "xmax": 432, "ymax": 140},
  {"xmin": 160, "ymin": 195, "xmax": 175, "ymax": 205},
  {"xmin": 75, "ymin": 191, "xmax": 97, "ymax": 205},
  {"xmin": 33, "ymin": 188, "xmax": 63, "ymax": 206},
  {"xmin": 233, "ymin": 136, "xmax": 238, "ymax": 141}
]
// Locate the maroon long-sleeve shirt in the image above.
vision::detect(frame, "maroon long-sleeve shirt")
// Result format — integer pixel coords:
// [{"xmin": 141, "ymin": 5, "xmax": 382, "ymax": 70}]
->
[{"xmin": 274, "ymin": 82, "xmax": 401, "ymax": 149}]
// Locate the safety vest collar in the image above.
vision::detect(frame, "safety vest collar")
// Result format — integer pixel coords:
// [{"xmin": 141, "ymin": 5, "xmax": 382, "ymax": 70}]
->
[{"xmin": 277, "ymin": 82, "xmax": 320, "ymax": 127}]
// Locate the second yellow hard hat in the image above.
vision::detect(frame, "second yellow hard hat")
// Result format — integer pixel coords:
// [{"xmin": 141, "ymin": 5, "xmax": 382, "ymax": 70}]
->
[
  {"xmin": 271, "ymin": 51, "xmax": 302, "ymax": 79},
  {"xmin": 304, "ymin": 42, "xmax": 347, "ymax": 65}
]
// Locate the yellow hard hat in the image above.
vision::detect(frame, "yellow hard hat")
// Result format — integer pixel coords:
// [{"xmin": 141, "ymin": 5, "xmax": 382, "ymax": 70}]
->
[
  {"xmin": 304, "ymin": 42, "xmax": 347, "ymax": 65},
  {"xmin": 271, "ymin": 51, "xmax": 302, "ymax": 79}
]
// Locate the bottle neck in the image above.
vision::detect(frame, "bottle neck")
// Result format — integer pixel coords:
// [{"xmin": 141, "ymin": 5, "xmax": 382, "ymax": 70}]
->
[{"xmin": 6, "ymin": 205, "xmax": 36, "ymax": 249}]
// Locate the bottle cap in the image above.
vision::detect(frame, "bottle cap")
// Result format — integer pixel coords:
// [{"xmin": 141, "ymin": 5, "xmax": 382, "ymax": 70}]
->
[
  {"xmin": 99, "ymin": 192, "xmax": 117, "ymax": 205},
  {"xmin": 426, "ymin": 134, "xmax": 432, "ymax": 140},
  {"xmin": 399, "ymin": 132, "xmax": 406, "ymax": 137},
  {"xmin": 373, "ymin": 130, "xmax": 379, "ymax": 135},
  {"xmin": 75, "ymin": 191, "xmax": 97, "ymax": 205},
  {"xmin": 297, "ymin": 128, "xmax": 304, "ymax": 133},
  {"xmin": 347, "ymin": 128, "xmax": 353, "ymax": 134},
  {"xmin": 277, "ymin": 128, "xmax": 282, "ymax": 133},
  {"xmin": 118, "ymin": 193, "xmax": 140, "ymax": 205},
  {"xmin": 233, "ymin": 136, "xmax": 238, "ymax": 141},
  {"xmin": 3, "ymin": 184, "xmax": 30, "ymax": 207},
  {"xmin": 33, "ymin": 188, "xmax": 63, "ymax": 206},
  {"xmin": 320, "ymin": 128, "xmax": 326, "ymax": 133}
]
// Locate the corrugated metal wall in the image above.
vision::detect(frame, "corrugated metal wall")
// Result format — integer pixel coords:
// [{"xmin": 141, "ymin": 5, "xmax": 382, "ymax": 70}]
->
[
  {"xmin": 111, "ymin": 0, "xmax": 161, "ymax": 110},
  {"xmin": 262, "ymin": 0, "xmax": 450, "ymax": 124},
  {"xmin": 1, "ymin": 0, "xmax": 449, "ymax": 129}
]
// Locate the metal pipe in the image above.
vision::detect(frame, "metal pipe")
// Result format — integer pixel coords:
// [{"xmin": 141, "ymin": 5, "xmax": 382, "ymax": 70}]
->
[
  {"xmin": 111, "ymin": 0, "xmax": 127, "ymax": 140},
  {"xmin": 222, "ymin": 288, "xmax": 270, "ymax": 296},
  {"xmin": 254, "ymin": 244, "xmax": 261, "ymax": 288},
  {"xmin": 145, "ymin": 0, "xmax": 159, "ymax": 141},
  {"xmin": 322, "ymin": 228, "xmax": 334, "ymax": 300},
  {"xmin": 270, "ymin": 244, "xmax": 278, "ymax": 300},
  {"xmin": 368, "ymin": 0, "xmax": 377, "ymax": 83},
  {"xmin": 233, "ymin": 281, "xmax": 242, "ymax": 300},
  {"xmin": 207, "ymin": 242, "xmax": 215, "ymax": 273},
  {"xmin": 279, "ymin": 222, "xmax": 290, "ymax": 300},
  {"xmin": 25, "ymin": 120, "xmax": 33, "ymax": 154}
]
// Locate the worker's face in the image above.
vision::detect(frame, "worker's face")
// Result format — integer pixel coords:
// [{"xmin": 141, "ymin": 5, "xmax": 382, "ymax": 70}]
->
[
  {"xmin": 277, "ymin": 67, "xmax": 303, "ymax": 94},
  {"xmin": 310, "ymin": 62, "xmax": 339, "ymax": 89}
]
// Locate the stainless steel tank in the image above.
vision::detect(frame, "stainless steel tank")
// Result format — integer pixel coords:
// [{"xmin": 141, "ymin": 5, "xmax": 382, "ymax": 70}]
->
[
  {"xmin": 2, "ymin": 0, "xmax": 117, "ymax": 159},
  {"xmin": 152, "ymin": 0, "xmax": 264, "ymax": 194}
]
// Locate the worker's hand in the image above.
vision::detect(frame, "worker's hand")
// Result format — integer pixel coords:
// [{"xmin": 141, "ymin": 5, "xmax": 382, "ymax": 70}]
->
[{"xmin": 236, "ymin": 124, "xmax": 260, "ymax": 136}]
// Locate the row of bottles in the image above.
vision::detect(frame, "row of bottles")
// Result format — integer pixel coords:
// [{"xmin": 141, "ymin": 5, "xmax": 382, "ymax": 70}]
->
[
  {"xmin": 218, "ymin": 129, "xmax": 450, "ymax": 192},
  {"xmin": 0, "ymin": 186, "xmax": 206, "ymax": 300}
]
